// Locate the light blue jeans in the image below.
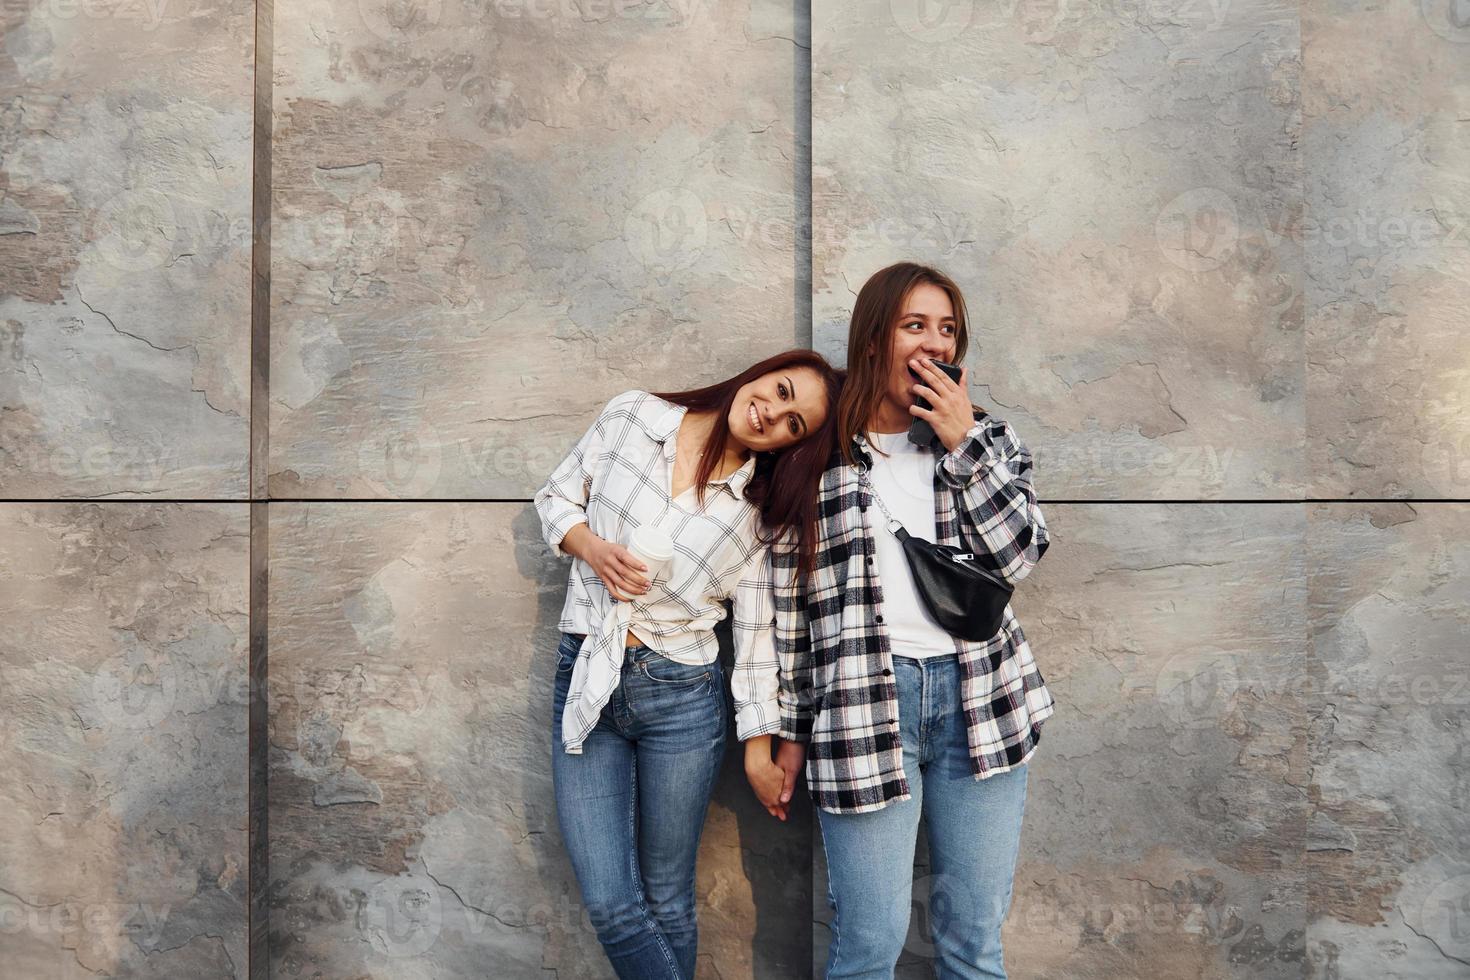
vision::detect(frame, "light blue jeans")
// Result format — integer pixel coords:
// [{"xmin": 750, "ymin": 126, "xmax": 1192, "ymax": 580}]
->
[
  {"xmin": 550, "ymin": 631, "xmax": 726, "ymax": 980},
  {"xmin": 817, "ymin": 652, "xmax": 1031, "ymax": 979}
]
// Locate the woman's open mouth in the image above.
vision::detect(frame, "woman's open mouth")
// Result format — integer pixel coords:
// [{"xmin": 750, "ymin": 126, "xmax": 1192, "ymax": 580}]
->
[{"xmin": 747, "ymin": 401, "xmax": 764, "ymax": 434}]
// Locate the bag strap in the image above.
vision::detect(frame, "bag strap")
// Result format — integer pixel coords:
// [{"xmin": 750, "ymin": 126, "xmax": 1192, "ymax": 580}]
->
[
  {"xmin": 857, "ymin": 465, "xmax": 905, "ymax": 536},
  {"xmin": 859, "ymin": 458, "xmax": 981, "ymax": 564}
]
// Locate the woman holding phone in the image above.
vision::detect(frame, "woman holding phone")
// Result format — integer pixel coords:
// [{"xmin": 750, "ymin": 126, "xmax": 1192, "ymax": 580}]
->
[
  {"xmin": 746, "ymin": 262, "xmax": 1055, "ymax": 978},
  {"xmin": 534, "ymin": 348, "xmax": 842, "ymax": 980}
]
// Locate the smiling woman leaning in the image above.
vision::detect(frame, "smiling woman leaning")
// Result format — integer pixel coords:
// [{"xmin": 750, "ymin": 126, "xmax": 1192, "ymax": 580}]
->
[{"xmin": 533, "ymin": 348, "xmax": 842, "ymax": 980}]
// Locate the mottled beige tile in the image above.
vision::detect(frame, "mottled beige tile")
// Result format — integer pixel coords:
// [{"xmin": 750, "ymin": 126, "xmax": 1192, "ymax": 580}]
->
[
  {"xmin": 813, "ymin": 0, "xmax": 1304, "ymax": 498},
  {"xmin": 0, "ymin": 2, "xmax": 253, "ymax": 497},
  {"xmin": 1304, "ymin": 502, "xmax": 1470, "ymax": 977},
  {"xmin": 947, "ymin": 504, "xmax": 1308, "ymax": 978},
  {"xmin": 266, "ymin": 502, "xmax": 808, "ymax": 977},
  {"xmin": 267, "ymin": 1, "xmax": 808, "ymax": 498},
  {"xmin": 1303, "ymin": 2, "xmax": 1470, "ymax": 498},
  {"xmin": 0, "ymin": 503, "xmax": 249, "ymax": 977}
]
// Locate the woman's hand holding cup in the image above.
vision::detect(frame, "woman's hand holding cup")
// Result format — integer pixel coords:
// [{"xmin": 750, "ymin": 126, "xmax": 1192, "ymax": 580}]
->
[{"xmin": 585, "ymin": 535, "xmax": 651, "ymax": 601}]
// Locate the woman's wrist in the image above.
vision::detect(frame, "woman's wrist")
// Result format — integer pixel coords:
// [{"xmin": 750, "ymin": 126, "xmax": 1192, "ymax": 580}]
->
[
  {"xmin": 560, "ymin": 523, "xmax": 596, "ymax": 562},
  {"xmin": 744, "ymin": 734, "xmax": 773, "ymax": 769}
]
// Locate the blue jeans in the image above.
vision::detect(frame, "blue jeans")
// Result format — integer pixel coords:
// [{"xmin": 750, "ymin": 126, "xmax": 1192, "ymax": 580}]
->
[
  {"xmin": 550, "ymin": 631, "xmax": 727, "ymax": 980},
  {"xmin": 817, "ymin": 653, "xmax": 1031, "ymax": 979}
]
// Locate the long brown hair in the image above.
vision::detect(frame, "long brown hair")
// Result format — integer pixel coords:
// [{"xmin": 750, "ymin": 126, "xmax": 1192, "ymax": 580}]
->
[
  {"xmin": 834, "ymin": 261, "xmax": 972, "ymax": 468},
  {"xmin": 650, "ymin": 349, "xmax": 843, "ymax": 579}
]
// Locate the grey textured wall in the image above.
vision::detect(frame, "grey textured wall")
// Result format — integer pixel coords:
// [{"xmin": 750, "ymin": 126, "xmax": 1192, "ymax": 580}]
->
[
  {"xmin": 0, "ymin": 504, "xmax": 250, "ymax": 976},
  {"xmin": 2, "ymin": 1, "xmax": 1467, "ymax": 979},
  {"xmin": 811, "ymin": 1, "xmax": 1470, "ymax": 977},
  {"xmin": 0, "ymin": 0, "xmax": 254, "ymax": 497}
]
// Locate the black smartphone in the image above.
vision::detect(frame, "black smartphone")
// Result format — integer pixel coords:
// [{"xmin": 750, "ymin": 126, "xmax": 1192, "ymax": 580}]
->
[{"xmin": 907, "ymin": 358, "xmax": 965, "ymax": 448}]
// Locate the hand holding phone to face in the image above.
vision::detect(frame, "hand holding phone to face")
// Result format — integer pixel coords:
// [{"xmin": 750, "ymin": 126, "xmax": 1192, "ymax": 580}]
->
[{"xmin": 907, "ymin": 358, "xmax": 966, "ymax": 448}]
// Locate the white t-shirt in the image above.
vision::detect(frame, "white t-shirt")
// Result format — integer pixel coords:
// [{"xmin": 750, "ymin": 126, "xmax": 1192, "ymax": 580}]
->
[{"xmin": 865, "ymin": 429, "xmax": 957, "ymax": 659}]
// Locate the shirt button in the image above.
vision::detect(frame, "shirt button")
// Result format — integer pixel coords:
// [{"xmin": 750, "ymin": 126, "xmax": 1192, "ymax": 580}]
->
[
  {"xmin": 875, "ymin": 614, "xmax": 884, "ymax": 624},
  {"xmin": 866, "ymin": 556, "xmax": 873, "ymax": 565},
  {"xmin": 881, "ymin": 668, "xmax": 892, "ymax": 676}
]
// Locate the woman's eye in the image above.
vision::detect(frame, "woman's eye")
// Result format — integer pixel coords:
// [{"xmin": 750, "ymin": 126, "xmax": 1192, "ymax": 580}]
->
[
  {"xmin": 778, "ymin": 383, "xmax": 788, "ymax": 399},
  {"xmin": 788, "ymin": 416, "xmax": 800, "ymax": 435}
]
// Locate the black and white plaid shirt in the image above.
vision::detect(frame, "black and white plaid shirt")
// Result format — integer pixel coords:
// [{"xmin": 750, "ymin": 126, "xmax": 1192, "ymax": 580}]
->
[
  {"xmin": 767, "ymin": 410, "xmax": 1056, "ymax": 814},
  {"xmin": 534, "ymin": 389, "xmax": 784, "ymax": 752}
]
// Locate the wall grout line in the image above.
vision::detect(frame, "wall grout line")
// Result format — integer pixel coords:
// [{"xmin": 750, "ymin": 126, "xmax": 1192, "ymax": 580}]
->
[
  {"xmin": 3, "ymin": 498, "xmax": 1467, "ymax": 505},
  {"xmin": 247, "ymin": 0, "xmax": 273, "ymax": 972}
]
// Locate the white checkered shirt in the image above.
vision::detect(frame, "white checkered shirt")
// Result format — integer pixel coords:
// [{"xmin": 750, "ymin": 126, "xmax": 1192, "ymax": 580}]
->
[{"xmin": 534, "ymin": 389, "xmax": 784, "ymax": 753}]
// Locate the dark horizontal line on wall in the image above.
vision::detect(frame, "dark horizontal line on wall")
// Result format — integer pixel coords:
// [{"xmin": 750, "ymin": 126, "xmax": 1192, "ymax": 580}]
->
[
  {"xmin": 4, "ymin": 497, "xmax": 1469, "ymax": 505},
  {"xmin": 1042, "ymin": 498, "xmax": 1470, "ymax": 504}
]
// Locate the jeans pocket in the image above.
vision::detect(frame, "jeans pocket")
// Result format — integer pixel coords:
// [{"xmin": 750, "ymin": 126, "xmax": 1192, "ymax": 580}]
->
[
  {"xmin": 639, "ymin": 653, "xmax": 711, "ymax": 686},
  {"xmin": 555, "ymin": 635, "xmax": 581, "ymax": 673}
]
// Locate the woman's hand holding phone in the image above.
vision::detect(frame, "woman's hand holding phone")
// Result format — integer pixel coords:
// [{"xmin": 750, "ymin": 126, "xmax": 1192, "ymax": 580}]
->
[{"xmin": 909, "ymin": 357, "xmax": 978, "ymax": 453}]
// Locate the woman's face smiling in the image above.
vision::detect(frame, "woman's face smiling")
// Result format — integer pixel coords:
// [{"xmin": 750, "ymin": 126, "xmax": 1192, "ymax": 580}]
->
[
  {"xmin": 726, "ymin": 366, "xmax": 829, "ymax": 453},
  {"xmin": 877, "ymin": 282, "xmax": 958, "ymax": 419}
]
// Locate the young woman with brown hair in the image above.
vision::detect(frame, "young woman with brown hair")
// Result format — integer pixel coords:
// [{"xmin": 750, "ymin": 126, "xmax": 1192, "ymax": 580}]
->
[
  {"xmin": 747, "ymin": 263, "xmax": 1055, "ymax": 978},
  {"xmin": 534, "ymin": 348, "xmax": 843, "ymax": 979}
]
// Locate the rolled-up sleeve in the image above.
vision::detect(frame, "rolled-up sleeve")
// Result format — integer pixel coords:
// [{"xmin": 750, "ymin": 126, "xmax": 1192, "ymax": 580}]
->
[
  {"xmin": 936, "ymin": 413, "xmax": 1050, "ymax": 586},
  {"xmin": 533, "ymin": 393, "xmax": 626, "ymax": 557},
  {"xmin": 772, "ymin": 530, "xmax": 814, "ymax": 742},
  {"xmin": 730, "ymin": 543, "xmax": 782, "ymax": 741}
]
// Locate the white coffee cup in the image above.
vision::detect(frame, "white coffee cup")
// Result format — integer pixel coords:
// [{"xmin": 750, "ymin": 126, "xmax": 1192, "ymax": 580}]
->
[{"xmin": 627, "ymin": 525, "xmax": 675, "ymax": 587}]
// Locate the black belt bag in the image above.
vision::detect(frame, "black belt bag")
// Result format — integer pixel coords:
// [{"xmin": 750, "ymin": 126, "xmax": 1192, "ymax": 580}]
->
[{"xmin": 860, "ymin": 467, "xmax": 1012, "ymax": 642}]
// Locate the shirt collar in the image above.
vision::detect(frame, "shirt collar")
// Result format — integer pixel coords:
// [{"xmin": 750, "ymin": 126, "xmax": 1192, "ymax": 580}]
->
[
  {"xmin": 852, "ymin": 407, "xmax": 989, "ymax": 462},
  {"xmin": 852, "ymin": 428, "xmax": 923, "ymax": 468},
  {"xmin": 654, "ymin": 400, "xmax": 757, "ymax": 500}
]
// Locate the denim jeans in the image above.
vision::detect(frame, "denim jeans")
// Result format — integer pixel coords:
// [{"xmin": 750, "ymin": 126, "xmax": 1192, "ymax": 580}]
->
[
  {"xmin": 550, "ymin": 631, "xmax": 727, "ymax": 980},
  {"xmin": 817, "ymin": 653, "xmax": 1031, "ymax": 980}
]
